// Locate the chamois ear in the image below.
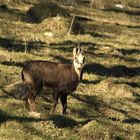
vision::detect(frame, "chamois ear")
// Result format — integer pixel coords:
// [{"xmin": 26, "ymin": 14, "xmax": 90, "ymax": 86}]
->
[
  {"xmin": 81, "ymin": 46, "xmax": 84, "ymax": 54},
  {"xmin": 77, "ymin": 43, "xmax": 81, "ymax": 54},
  {"xmin": 73, "ymin": 47, "xmax": 78, "ymax": 57}
]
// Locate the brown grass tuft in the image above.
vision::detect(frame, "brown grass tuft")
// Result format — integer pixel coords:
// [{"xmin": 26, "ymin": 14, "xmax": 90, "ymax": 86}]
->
[{"xmin": 97, "ymin": 80, "xmax": 133, "ymax": 98}]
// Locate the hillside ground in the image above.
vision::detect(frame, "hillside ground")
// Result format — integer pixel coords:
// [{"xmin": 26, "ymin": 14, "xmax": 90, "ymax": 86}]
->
[{"xmin": 0, "ymin": 0, "xmax": 140, "ymax": 139}]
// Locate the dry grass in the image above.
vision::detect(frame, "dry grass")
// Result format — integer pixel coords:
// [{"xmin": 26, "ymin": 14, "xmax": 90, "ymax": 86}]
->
[{"xmin": 0, "ymin": 0, "xmax": 140, "ymax": 139}]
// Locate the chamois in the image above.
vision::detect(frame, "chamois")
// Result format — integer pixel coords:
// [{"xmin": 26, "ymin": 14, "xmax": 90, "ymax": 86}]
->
[{"xmin": 21, "ymin": 47, "xmax": 85, "ymax": 114}]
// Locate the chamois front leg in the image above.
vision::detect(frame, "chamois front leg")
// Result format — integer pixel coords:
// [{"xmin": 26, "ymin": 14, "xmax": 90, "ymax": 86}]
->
[
  {"xmin": 50, "ymin": 92, "xmax": 59, "ymax": 114},
  {"xmin": 25, "ymin": 88, "xmax": 42, "ymax": 118},
  {"xmin": 28, "ymin": 97, "xmax": 36, "ymax": 112},
  {"xmin": 27, "ymin": 91, "xmax": 36, "ymax": 112},
  {"xmin": 60, "ymin": 94, "xmax": 67, "ymax": 114}
]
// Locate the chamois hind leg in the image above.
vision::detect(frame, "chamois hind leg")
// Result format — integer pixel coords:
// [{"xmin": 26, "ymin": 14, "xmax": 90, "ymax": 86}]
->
[
  {"xmin": 60, "ymin": 94, "xmax": 67, "ymax": 114},
  {"xmin": 22, "ymin": 69, "xmax": 42, "ymax": 112},
  {"xmin": 22, "ymin": 69, "xmax": 36, "ymax": 111},
  {"xmin": 50, "ymin": 91, "xmax": 59, "ymax": 114},
  {"xmin": 21, "ymin": 87, "xmax": 36, "ymax": 112},
  {"xmin": 22, "ymin": 83, "xmax": 37, "ymax": 112}
]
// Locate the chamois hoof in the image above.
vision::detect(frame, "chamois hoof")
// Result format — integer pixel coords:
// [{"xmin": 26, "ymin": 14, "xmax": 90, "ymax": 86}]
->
[
  {"xmin": 28, "ymin": 111, "xmax": 41, "ymax": 118},
  {"xmin": 63, "ymin": 111, "xmax": 69, "ymax": 115}
]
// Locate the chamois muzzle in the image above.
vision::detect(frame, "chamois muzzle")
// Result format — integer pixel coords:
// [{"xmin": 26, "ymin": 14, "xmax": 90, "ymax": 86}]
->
[{"xmin": 73, "ymin": 47, "xmax": 85, "ymax": 69}]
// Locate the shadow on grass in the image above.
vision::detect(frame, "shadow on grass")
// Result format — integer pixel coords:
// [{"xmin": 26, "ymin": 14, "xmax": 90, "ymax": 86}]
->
[
  {"xmin": 50, "ymin": 54, "xmax": 71, "ymax": 64},
  {"xmin": 133, "ymin": 92, "xmax": 140, "ymax": 104},
  {"xmin": 117, "ymin": 48, "xmax": 140, "ymax": 55},
  {"xmin": 47, "ymin": 114, "xmax": 95, "ymax": 128},
  {"xmin": 103, "ymin": 7, "xmax": 140, "ymax": 16},
  {"xmin": 48, "ymin": 114, "xmax": 77, "ymax": 128},
  {"xmin": 0, "ymin": 109, "xmax": 51, "ymax": 138},
  {"xmin": 115, "ymin": 81, "xmax": 140, "ymax": 89},
  {"xmin": 0, "ymin": 61, "xmax": 20, "ymax": 67},
  {"xmin": 122, "ymin": 118, "xmax": 140, "ymax": 124},
  {"xmin": 84, "ymin": 63, "xmax": 140, "ymax": 77},
  {"xmin": 90, "ymin": 32, "xmax": 111, "ymax": 38},
  {"xmin": 0, "ymin": 5, "xmax": 25, "ymax": 21},
  {"xmin": 71, "ymin": 93, "xmax": 104, "ymax": 110},
  {"xmin": 0, "ymin": 37, "xmax": 45, "ymax": 52},
  {"xmin": 50, "ymin": 42, "xmax": 97, "ymax": 53},
  {"xmin": 81, "ymin": 79, "xmax": 101, "ymax": 85},
  {"xmin": 87, "ymin": 50, "xmax": 140, "ymax": 63},
  {"xmin": 126, "ymin": 25, "xmax": 140, "ymax": 29},
  {"xmin": 23, "ymin": 124, "xmax": 51, "ymax": 139},
  {"xmin": 0, "ymin": 109, "xmax": 43, "ymax": 124},
  {"xmin": 25, "ymin": 1, "xmax": 69, "ymax": 23},
  {"xmin": 50, "ymin": 44, "xmax": 75, "ymax": 52},
  {"xmin": 70, "ymin": 93, "xmax": 106, "ymax": 118},
  {"xmin": 0, "ymin": 109, "xmax": 93, "ymax": 129},
  {"xmin": 110, "ymin": 106, "xmax": 128, "ymax": 117},
  {"xmin": 0, "ymin": 86, "xmax": 18, "ymax": 99}
]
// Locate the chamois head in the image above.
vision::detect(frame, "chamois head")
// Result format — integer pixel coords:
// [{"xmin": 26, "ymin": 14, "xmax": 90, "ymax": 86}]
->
[{"xmin": 73, "ymin": 46, "xmax": 85, "ymax": 70}]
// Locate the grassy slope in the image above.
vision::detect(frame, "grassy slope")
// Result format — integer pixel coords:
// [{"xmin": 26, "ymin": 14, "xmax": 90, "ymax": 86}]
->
[{"xmin": 0, "ymin": 0, "xmax": 140, "ymax": 140}]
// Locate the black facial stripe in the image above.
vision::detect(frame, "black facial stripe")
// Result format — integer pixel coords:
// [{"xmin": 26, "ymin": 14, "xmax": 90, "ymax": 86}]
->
[{"xmin": 83, "ymin": 57, "xmax": 85, "ymax": 63}]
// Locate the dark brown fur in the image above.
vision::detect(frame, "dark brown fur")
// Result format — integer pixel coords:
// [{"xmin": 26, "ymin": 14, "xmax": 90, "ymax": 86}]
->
[{"xmin": 22, "ymin": 60, "xmax": 83, "ymax": 114}]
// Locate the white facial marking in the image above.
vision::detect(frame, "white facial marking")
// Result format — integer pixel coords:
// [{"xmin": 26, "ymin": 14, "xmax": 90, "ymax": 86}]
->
[
  {"xmin": 73, "ymin": 47, "xmax": 85, "ymax": 81},
  {"xmin": 73, "ymin": 54, "xmax": 85, "ymax": 80},
  {"xmin": 79, "ymin": 53, "xmax": 84, "ymax": 64},
  {"xmin": 74, "ymin": 60, "xmax": 81, "ymax": 80}
]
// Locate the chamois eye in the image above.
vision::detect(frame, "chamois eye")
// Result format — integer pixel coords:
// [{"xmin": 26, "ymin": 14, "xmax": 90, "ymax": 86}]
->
[{"xmin": 75, "ymin": 57, "xmax": 79, "ymax": 63}]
